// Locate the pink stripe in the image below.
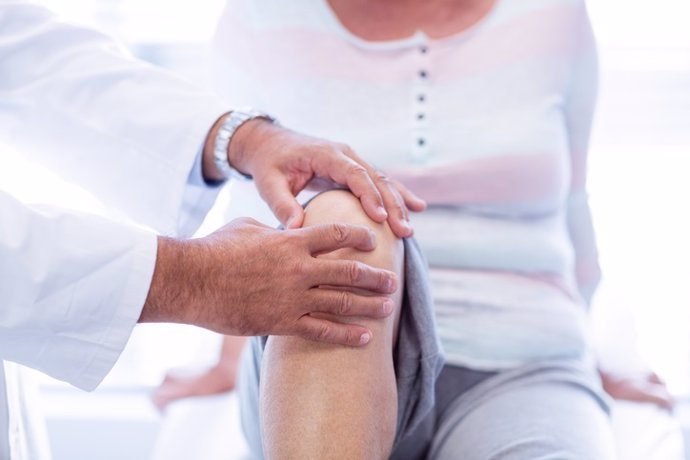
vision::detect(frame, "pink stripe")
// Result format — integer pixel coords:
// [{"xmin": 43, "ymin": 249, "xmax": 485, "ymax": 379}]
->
[
  {"xmin": 432, "ymin": 3, "xmax": 590, "ymax": 82},
  {"xmin": 389, "ymin": 152, "xmax": 568, "ymax": 206}
]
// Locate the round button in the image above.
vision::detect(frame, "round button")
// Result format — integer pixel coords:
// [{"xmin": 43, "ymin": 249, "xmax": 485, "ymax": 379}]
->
[
  {"xmin": 420, "ymin": 46, "xmax": 428, "ymax": 54},
  {"xmin": 417, "ymin": 113, "xmax": 425, "ymax": 120},
  {"xmin": 419, "ymin": 69, "xmax": 428, "ymax": 79},
  {"xmin": 417, "ymin": 94, "xmax": 426, "ymax": 103},
  {"xmin": 417, "ymin": 138, "xmax": 426, "ymax": 146}
]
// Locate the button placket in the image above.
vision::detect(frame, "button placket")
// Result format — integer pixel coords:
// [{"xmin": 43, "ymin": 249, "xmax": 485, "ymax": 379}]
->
[{"xmin": 412, "ymin": 41, "xmax": 431, "ymax": 162}]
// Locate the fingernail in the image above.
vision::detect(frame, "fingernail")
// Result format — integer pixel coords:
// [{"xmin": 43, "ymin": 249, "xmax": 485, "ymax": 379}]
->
[
  {"xmin": 377, "ymin": 206, "xmax": 388, "ymax": 218},
  {"xmin": 360, "ymin": 332, "xmax": 371, "ymax": 345},
  {"xmin": 286, "ymin": 215, "xmax": 297, "ymax": 228},
  {"xmin": 386, "ymin": 276, "xmax": 397, "ymax": 293},
  {"xmin": 382, "ymin": 300, "xmax": 394, "ymax": 315}
]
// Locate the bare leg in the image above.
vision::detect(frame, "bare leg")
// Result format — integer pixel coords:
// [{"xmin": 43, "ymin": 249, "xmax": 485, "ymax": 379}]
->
[{"xmin": 260, "ymin": 190, "xmax": 404, "ymax": 460}]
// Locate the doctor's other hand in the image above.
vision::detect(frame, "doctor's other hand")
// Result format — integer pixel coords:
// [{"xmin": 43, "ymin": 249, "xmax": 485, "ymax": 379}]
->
[
  {"xmin": 204, "ymin": 117, "xmax": 426, "ymax": 238},
  {"xmin": 139, "ymin": 218, "xmax": 398, "ymax": 347}
]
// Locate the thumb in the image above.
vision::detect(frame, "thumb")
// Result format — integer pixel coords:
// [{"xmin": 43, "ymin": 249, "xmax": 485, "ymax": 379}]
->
[{"xmin": 256, "ymin": 175, "xmax": 305, "ymax": 228}]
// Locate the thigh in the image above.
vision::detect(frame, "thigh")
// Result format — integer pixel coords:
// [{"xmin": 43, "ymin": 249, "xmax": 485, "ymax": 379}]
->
[{"xmin": 432, "ymin": 380, "xmax": 617, "ymax": 460}]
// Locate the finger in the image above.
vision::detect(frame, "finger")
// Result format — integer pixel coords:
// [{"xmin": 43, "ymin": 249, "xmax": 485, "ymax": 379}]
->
[
  {"xmin": 343, "ymin": 165, "xmax": 388, "ymax": 223},
  {"xmin": 631, "ymin": 387, "xmax": 674, "ymax": 411},
  {"xmin": 295, "ymin": 315, "xmax": 373, "ymax": 347},
  {"xmin": 311, "ymin": 147, "xmax": 387, "ymax": 222},
  {"xmin": 341, "ymin": 147, "xmax": 419, "ymax": 236},
  {"xmin": 644, "ymin": 384, "xmax": 675, "ymax": 410},
  {"xmin": 309, "ymin": 287, "xmax": 395, "ymax": 318},
  {"xmin": 151, "ymin": 397, "xmax": 167, "ymax": 412},
  {"xmin": 655, "ymin": 394, "xmax": 675, "ymax": 411},
  {"xmin": 301, "ymin": 223, "xmax": 377, "ymax": 254},
  {"xmin": 339, "ymin": 147, "xmax": 418, "ymax": 233},
  {"xmin": 370, "ymin": 170, "xmax": 415, "ymax": 238},
  {"xmin": 340, "ymin": 146, "xmax": 411, "ymax": 237},
  {"xmin": 314, "ymin": 259, "xmax": 397, "ymax": 294},
  {"xmin": 151, "ymin": 389, "xmax": 172, "ymax": 412},
  {"xmin": 648, "ymin": 372, "xmax": 664, "ymax": 385},
  {"xmin": 392, "ymin": 178, "xmax": 427, "ymax": 212},
  {"xmin": 255, "ymin": 174, "xmax": 305, "ymax": 228}
]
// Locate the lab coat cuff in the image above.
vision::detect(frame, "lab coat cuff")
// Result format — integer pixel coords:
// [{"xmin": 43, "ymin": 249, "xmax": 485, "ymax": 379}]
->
[
  {"xmin": 173, "ymin": 109, "xmax": 228, "ymax": 238},
  {"xmin": 75, "ymin": 229, "xmax": 158, "ymax": 391}
]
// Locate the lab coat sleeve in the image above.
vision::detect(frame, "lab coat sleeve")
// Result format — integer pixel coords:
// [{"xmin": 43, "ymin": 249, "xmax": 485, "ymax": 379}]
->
[
  {"xmin": 0, "ymin": 0, "xmax": 228, "ymax": 237},
  {"xmin": 0, "ymin": 190, "xmax": 156, "ymax": 391}
]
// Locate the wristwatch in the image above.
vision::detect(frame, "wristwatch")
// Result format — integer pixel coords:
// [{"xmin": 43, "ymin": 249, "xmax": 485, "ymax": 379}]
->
[{"xmin": 213, "ymin": 108, "xmax": 277, "ymax": 180}]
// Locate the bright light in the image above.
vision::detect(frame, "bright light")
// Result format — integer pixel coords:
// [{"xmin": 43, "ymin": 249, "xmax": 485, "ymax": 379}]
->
[{"xmin": 588, "ymin": 0, "xmax": 690, "ymax": 48}]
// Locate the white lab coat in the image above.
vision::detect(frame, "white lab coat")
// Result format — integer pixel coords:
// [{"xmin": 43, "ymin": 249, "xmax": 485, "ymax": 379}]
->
[{"xmin": 0, "ymin": 1, "xmax": 229, "ymax": 457}]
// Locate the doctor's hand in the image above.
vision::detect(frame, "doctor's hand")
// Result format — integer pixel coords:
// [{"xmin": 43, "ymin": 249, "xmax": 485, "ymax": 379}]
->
[
  {"xmin": 139, "ymin": 218, "xmax": 398, "ymax": 347},
  {"xmin": 204, "ymin": 117, "xmax": 426, "ymax": 238}
]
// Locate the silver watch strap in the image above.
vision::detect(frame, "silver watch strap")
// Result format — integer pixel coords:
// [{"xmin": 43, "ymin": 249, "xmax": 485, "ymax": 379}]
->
[{"xmin": 213, "ymin": 108, "xmax": 276, "ymax": 180}]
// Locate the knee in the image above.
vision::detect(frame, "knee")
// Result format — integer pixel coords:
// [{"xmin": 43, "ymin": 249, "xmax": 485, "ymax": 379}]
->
[
  {"xmin": 302, "ymin": 190, "xmax": 405, "ymax": 347},
  {"xmin": 303, "ymin": 190, "xmax": 403, "ymax": 269}
]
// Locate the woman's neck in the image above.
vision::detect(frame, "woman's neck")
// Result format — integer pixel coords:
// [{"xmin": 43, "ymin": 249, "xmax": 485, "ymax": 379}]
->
[{"xmin": 326, "ymin": 0, "xmax": 498, "ymax": 41}]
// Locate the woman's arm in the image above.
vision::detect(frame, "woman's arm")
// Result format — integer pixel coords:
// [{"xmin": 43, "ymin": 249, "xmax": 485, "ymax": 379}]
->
[
  {"xmin": 563, "ymin": 2, "xmax": 601, "ymax": 305},
  {"xmin": 152, "ymin": 336, "xmax": 248, "ymax": 410}
]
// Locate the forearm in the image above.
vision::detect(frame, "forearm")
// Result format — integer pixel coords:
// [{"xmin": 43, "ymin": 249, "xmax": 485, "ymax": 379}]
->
[
  {"xmin": 140, "ymin": 236, "xmax": 210, "ymax": 327},
  {"xmin": 216, "ymin": 335, "xmax": 248, "ymax": 372},
  {"xmin": 564, "ymin": 2, "xmax": 599, "ymax": 304},
  {"xmin": 203, "ymin": 335, "xmax": 247, "ymax": 389},
  {"xmin": 567, "ymin": 190, "xmax": 601, "ymax": 305},
  {"xmin": 140, "ymin": 238, "xmax": 251, "ymax": 373},
  {"xmin": 139, "ymin": 237, "xmax": 189, "ymax": 325}
]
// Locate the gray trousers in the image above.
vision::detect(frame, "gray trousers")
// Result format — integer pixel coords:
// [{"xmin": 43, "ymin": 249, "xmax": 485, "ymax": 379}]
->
[{"xmin": 393, "ymin": 361, "xmax": 616, "ymax": 459}]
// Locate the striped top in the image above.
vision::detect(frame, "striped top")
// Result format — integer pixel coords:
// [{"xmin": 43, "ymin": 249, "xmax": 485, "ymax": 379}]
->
[{"xmin": 213, "ymin": 0, "xmax": 600, "ymax": 369}]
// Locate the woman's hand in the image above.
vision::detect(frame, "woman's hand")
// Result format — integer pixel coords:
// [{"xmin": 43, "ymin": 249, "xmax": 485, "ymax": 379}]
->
[
  {"xmin": 152, "ymin": 336, "xmax": 246, "ymax": 411},
  {"xmin": 600, "ymin": 370, "xmax": 675, "ymax": 411},
  {"xmin": 151, "ymin": 366, "xmax": 237, "ymax": 411}
]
